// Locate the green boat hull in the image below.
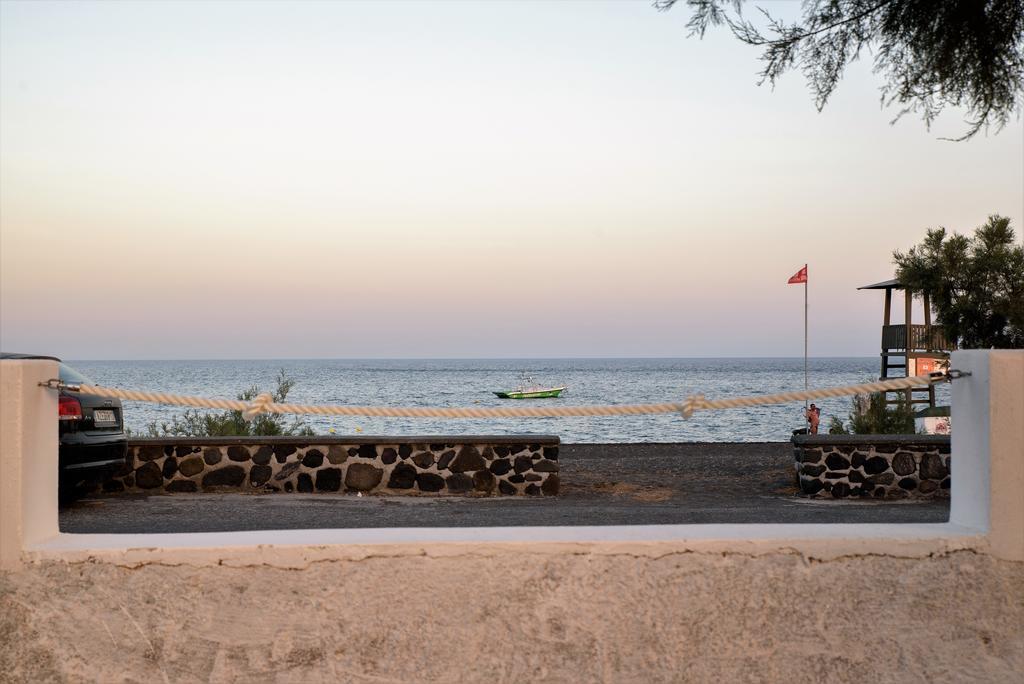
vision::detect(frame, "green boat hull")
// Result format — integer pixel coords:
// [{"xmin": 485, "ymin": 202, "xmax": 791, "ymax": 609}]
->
[{"xmin": 494, "ymin": 387, "xmax": 565, "ymax": 399}]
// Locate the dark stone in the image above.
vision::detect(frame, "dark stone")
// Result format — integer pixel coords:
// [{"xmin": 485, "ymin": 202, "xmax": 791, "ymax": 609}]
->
[
  {"xmin": 347, "ymin": 447, "xmax": 359, "ymax": 457},
  {"xmin": 513, "ymin": 455, "xmax": 533, "ymax": 474},
  {"xmin": 848, "ymin": 486, "xmax": 863, "ymax": 497},
  {"xmin": 297, "ymin": 473, "xmax": 314, "ymax": 493},
  {"xmin": 416, "ymin": 473, "xmax": 445, "ymax": 492},
  {"xmin": 851, "ymin": 452, "xmax": 867, "ymax": 468},
  {"xmin": 284, "ymin": 481, "xmax": 294, "ymax": 492},
  {"xmin": 436, "ymin": 450, "xmax": 456, "ymax": 471},
  {"xmin": 164, "ymin": 445, "xmax": 175, "ymax": 456},
  {"xmin": 873, "ymin": 444, "xmax": 898, "ymax": 453},
  {"xmin": 253, "ymin": 446, "xmax": 273, "ymax": 465},
  {"xmin": 541, "ymin": 474, "xmax": 560, "ymax": 495},
  {"xmin": 202, "ymin": 466, "xmax": 245, "ymax": 488},
  {"xmin": 302, "ymin": 449, "xmax": 324, "ymax": 468},
  {"xmin": 508, "ymin": 474, "xmax": 525, "ymax": 484},
  {"xmin": 528, "ymin": 444, "xmax": 541, "ymax": 453},
  {"xmin": 864, "ymin": 456, "xmax": 891, "ymax": 475},
  {"xmin": 430, "ymin": 443, "xmax": 446, "ymax": 452},
  {"xmin": 831, "ymin": 482, "xmax": 851, "ymax": 499},
  {"xmin": 204, "ymin": 447, "xmax": 223, "ymax": 466},
  {"xmin": 102, "ymin": 480, "xmax": 125, "ymax": 493},
  {"xmin": 798, "ymin": 448, "xmax": 823, "ymax": 464},
  {"xmin": 799, "ymin": 478, "xmax": 824, "ymax": 495},
  {"xmin": 509, "ymin": 444, "xmax": 527, "ymax": 455},
  {"xmin": 825, "ymin": 453, "xmax": 850, "ymax": 470},
  {"xmin": 250, "ymin": 464, "xmax": 272, "ymax": 486},
  {"xmin": 892, "ymin": 452, "xmax": 916, "ymax": 476},
  {"xmin": 524, "ymin": 473, "xmax": 542, "ymax": 482},
  {"xmin": 316, "ymin": 468, "xmax": 342, "ymax": 492},
  {"xmin": 498, "ymin": 480, "xmax": 516, "ymax": 495},
  {"xmin": 275, "ymin": 461, "xmax": 302, "ymax": 481},
  {"xmin": 327, "ymin": 446, "xmax": 347, "ymax": 464},
  {"xmin": 482, "ymin": 446, "xmax": 495, "ymax": 460},
  {"xmin": 859, "ymin": 483, "xmax": 875, "ymax": 496},
  {"xmin": 412, "ymin": 452, "xmax": 434, "ymax": 468},
  {"xmin": 875, "ymin": 489, "xmax": 886, "ymax": 498},
  {"xmin": 848, "ymin": 470, "xmax": 865, "ymax": 483},
  {"xmin": 388, "ymin": 464, "xmax": 418, "ymax": 489},
  {"xmin": 800, "ymin": 464, "xmax": 826, "ymax": 477},
  {"xmin": 162, "ymin": 456, "xmax": 178, "ymax": 479},
  {"xmin": 941, "ymin": 478, "xmax": 951, "ymax": 489},
  {"xmin": 165, "ymin": 479, "xmax": 197, "ymax": 493},
  {"xmin": 381, "ymin": 448, "xmax": 397, "ymax": 465},
  {"xmin": 533, "ymin": 460, "xmax": 559, "ymax": 473},
  {"xmin": 938, "ymin": 443, "xmax": 952, "ymax": 455},
  {"xmin": 446, "ymin": 473, "xmax": 473, "ymax": 493},
  {"xmin": 227, "ymin": 446, "xmax": 250, "ymax": 462},
  {"xmin": 543, "ymin": 446, "xmax": 559, "ymax": 460},
  {"xmin": 525, "ymin": 484, "xmax": 541, "ymax": 496},
  {"xmin": 138, "ymin": 445, "xmax": 163, "ymax": 462},
  {"xmin": 135, "ymin": 462, "xmax": 163, "ymax": 489},
  {"xmin": 489, "ymin": 459, "xmax": 512, "ymax": 475},
  {"xmin": 274, "ymin": 445, "xmax": 297, "ymax": 462},
  {"xmin": 175, "ymin": 445, "xmax": 193, "ymax": 458},
  {"xmin": 358, "ymin": 444, "xmax": 377, "ymax": 459},
  {"xmin": 920, "ymin": 453, "xmax": 947, "ymax": 480},
  {"xmin": 473, "ymin": 470, "xmax": 496, "ymax": 493},
  {"xmin": 124, "ymin": 475, "xmax": 134, "ymax": 488},
  {"xmin": 398, "ymin": 444, "xmax": 412, "ymax": 460},
  {"xmin": 450, "ymin": 446, "xmax": 486, "ymax": 473},
  {"xmin": 918, "ymin": 480, "xmax": 939, "ymax": 494},
  {"xmin": 494, "ymin": 446, "xmax": 510, "ymax": 458},
  {"xmin": 898, "ymin": 477, "xmax": 918, "ymax": 491},
  {"xmin": 837, "ymin": 446, "xmax": 856, "ymax": 454},
  {"xmin": 824, "ymin": 471, "xmax": 848, "ymax": 480},
  {"xmin": 867, "ymin": 472, "xmax": 895, "ymax": 485},
  {"xmin": 346, "ymin": 463, "xmax": 383, "ymax": 490}
]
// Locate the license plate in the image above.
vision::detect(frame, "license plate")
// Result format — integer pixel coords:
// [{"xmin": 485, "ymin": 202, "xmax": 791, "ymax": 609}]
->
[{"xmin": 93, "ymin": 409, "xmax": 116, "ymax": 426}]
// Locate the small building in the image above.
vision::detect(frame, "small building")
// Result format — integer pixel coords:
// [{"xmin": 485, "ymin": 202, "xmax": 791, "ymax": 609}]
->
[{"xmin": 858, "ymin": 278, "xmax": 954, "ymax": 409}]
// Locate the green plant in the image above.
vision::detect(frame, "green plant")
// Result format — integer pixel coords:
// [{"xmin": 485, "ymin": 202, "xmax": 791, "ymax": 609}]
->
[
  {"xmin": 828, "ymin": 391, "xmax": 918, "ymax": 435},
  {"xmin": 894, "ymin": 215, "xmax": 1024, "ymax": 349},
  {"xmin": 143, "ymin": 370, "xmax": 315, "ymax": 437}
]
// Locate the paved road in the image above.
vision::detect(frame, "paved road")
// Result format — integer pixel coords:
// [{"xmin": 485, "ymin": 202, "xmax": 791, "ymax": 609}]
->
[{"xmin": 60, "ymin": 443, "xmax": 949, "ymax": 533}]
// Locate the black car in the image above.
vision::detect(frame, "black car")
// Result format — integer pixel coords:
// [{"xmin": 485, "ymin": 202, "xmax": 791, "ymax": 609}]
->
[{"xmin": 1, "ymin": 353, "xmax": 128, "ymax": 498}]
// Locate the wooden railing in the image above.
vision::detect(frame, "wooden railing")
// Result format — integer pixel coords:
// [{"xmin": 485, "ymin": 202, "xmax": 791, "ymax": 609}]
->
[{"xmin": 881, "ymin": 324, "xmax": 953, "ymax": 352}]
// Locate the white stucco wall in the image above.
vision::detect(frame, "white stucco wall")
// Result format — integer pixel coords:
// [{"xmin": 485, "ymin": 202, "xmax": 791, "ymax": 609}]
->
[{"xmin": 1, "ymin": 352, "xmax": 1021, "ymax": 682}]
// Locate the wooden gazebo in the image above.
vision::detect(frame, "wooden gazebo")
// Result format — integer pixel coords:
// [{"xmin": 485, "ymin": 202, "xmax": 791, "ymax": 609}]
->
[{"xmin": 858, "ymin": 278, "xmax": 953, "ymax": 408}]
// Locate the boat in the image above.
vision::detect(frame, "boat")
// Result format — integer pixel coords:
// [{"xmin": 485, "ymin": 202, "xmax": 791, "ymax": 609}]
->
[{"xmin": 493, "ymin": 375, "xmax": 567, "ymax": 399}]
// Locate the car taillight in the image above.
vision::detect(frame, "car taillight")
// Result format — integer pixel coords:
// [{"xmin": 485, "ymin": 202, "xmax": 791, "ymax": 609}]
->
[{"xmin": 59, "ymin": 395, "xmax": 83, "ymax": 421}]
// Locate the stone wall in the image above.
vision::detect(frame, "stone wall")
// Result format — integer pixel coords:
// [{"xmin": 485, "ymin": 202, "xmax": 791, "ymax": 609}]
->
[
  {"xmin": 792, "ymin": 434, "xmax": 951, "ymax": 499},
  {"xmin": 103, "ymin": 436, "xmax": 560, "ymax": 497}
]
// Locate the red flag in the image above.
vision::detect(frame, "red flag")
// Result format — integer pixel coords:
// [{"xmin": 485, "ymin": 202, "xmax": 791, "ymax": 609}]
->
[{"xmin": 787, "ymin": 265, "xmax": 807, "ymax": 284}]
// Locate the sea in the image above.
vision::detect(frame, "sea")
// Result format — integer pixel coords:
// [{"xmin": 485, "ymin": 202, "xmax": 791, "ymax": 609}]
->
[{"xmin": 68, "ymin": 358, "xmax": 949, "ymax": 443}]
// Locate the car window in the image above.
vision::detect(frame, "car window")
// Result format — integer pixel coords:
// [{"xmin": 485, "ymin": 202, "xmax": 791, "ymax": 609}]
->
[{"xmin": 58, "ymin": 363, "xmax": 94, "ymax": 385}]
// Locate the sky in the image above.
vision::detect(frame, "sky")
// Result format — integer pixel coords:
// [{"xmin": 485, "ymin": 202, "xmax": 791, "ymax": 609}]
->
[{"xmin": 1, "ymin": 0, "xmax": 1021, "ymax": 360}]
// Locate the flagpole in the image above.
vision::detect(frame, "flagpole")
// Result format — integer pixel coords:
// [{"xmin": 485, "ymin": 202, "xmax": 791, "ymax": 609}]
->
[{"xmin": 804, "ymin": 263, "xmax": 808, "ymax": 410}]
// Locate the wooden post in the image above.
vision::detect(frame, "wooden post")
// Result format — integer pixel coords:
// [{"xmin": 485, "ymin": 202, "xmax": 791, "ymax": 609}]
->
[{"xmin": 881, "ymin": 288, "xmax": 892, "ymax": 380}]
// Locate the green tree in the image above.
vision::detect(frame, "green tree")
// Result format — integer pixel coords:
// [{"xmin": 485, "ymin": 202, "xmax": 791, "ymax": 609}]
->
[
  {"xmin": 655, "ymin": 0, "xmax": 1024, "ymax": 139},
  {"xmin": 893, "ymin": 215, "xmax": 1024, "ymax": 349},
  {"xmin": 143, "ymin": 370, "xmax": 315, "ymax": 437},
  {"xmin": 828, "ymin": 391, "xmax": 918, "ymax": 434}
]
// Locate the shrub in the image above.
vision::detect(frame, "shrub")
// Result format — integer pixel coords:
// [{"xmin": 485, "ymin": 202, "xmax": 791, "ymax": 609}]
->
[
  {"xmin": 142, "ymin": 370, "xmax": 315, "ymax": 437},
  {"xmin": 828, "ymin": 391, "xmax": 918, "ymax": 435}
]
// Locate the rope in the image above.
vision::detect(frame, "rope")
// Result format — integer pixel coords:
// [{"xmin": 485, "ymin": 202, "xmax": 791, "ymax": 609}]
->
[{"xmin": 60, "ymin": 373, "xmax": 943, "ymax": 421}]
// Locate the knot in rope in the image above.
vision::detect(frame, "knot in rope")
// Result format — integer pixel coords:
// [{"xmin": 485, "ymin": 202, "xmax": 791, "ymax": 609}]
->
[
  {"xmin": 242, "ymin": 392, "xmax": 274, "ymax": 421},
  {"xmin": 679, "ymin": 393, "xmax": 705, "ymax": 419}
]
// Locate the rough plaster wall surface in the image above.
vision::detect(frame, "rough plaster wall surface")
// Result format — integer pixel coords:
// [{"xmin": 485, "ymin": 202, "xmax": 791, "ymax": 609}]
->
[{"xmin": 1, "ymin": 551, "xmax": 1022, "ymax": 683}]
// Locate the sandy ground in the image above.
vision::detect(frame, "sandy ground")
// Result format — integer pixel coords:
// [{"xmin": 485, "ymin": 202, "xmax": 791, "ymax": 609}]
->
[{"xmin": 59, "ymin": 442, "xmax": 949, "ymax": 532}]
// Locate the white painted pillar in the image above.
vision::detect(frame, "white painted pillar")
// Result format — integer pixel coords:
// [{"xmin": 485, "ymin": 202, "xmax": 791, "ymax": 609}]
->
[
  {"xmin": 0, "ymin": 359, "xmax": 59, "ymax": 570},
  {"xmin": 950, "ymin": 350, "xmax": 1024, "ymax": 561}
]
